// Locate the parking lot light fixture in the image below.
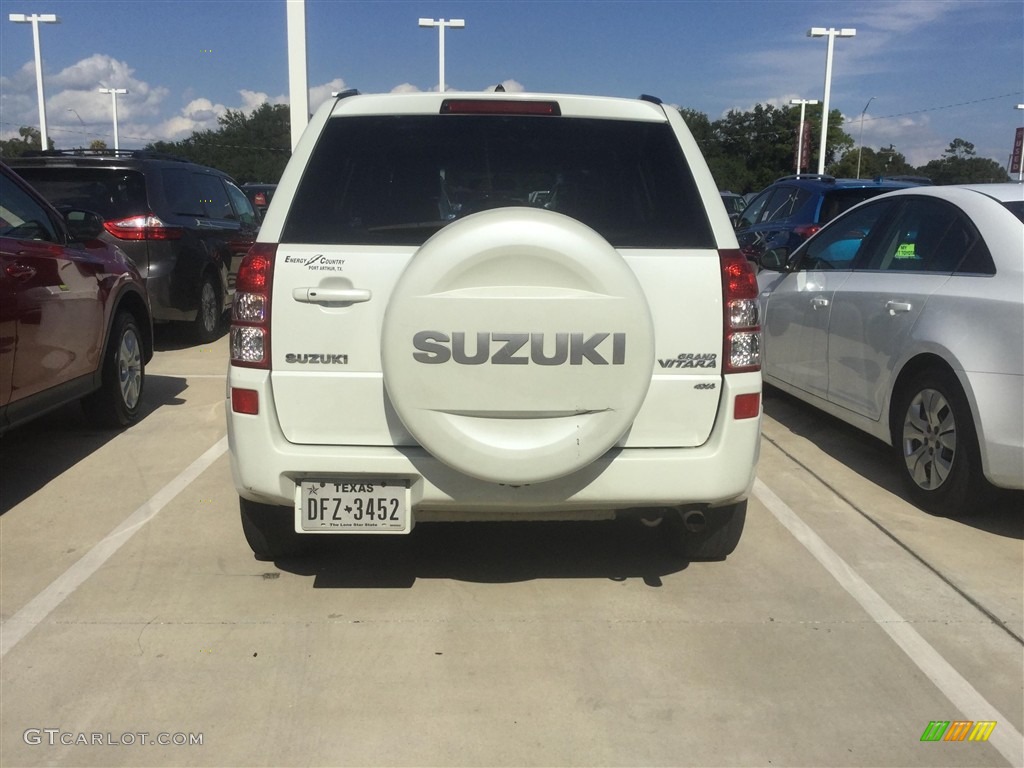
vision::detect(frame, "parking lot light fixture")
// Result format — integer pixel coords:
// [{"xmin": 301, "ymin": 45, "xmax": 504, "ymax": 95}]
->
[
  {"xmin": 790, "ymin": 98, "xmax": 819, "ymax": 175},
  {"xmin": 98, "ymin": 87, "xmax": 128, "ymax": 151},
  {"xmin": 808, "ymin": 26, "xmax": 856, "ymax": 175},
  {"xmin": 8, "ymin": 13, "xmax": 60, "ymax": 151},
  {"xmin": 418, "ymin": 17, "xmax": 465, "ymax": 92}
]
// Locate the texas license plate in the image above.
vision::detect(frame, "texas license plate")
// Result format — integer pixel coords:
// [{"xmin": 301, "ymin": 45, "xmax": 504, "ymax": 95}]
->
[{"xmin": 298, "ymin": 480, "xmax": 410, "ymax": 533}]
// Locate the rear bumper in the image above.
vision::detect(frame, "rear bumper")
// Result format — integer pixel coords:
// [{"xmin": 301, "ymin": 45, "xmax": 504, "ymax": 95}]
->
[
  {"xmin": 966, "ymin": 370, "xmax": 1024, "ymax": 490},
  {"xmin": 226, "ymin": 369, "xmax": 762, "ymax": 519}
]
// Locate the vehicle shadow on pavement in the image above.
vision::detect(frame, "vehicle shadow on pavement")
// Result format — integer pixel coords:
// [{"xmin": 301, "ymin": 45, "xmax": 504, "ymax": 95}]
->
[
  {"xmin": 0, "ymin": 376, "xmax": 188, "ymax": 516},
  {"xmin": 762, "ymin": 386, "xmax": 1023, "ymax": 540},
  {"xmin": 153, "ymin": 317, "xmax": 228, "ymax": 351},
  {"xmin": 273, "ymin": 519, "xmax": 689, "ymax": 588}
]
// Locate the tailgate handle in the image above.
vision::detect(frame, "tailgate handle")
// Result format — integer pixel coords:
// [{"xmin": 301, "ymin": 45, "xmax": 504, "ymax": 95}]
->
[
  {"xmin": 886, "ymin": 301, "xmax": 912, "ymax": 314},
  {"xmin": 293, "ymin": 287, "xmax": 372, "ymax": 305}
]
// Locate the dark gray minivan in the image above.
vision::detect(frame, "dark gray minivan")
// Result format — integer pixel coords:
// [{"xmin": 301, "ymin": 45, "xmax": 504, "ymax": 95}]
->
[{"xmin": 9, "ymin": 150, "xmax": 259, "ymax": 342}]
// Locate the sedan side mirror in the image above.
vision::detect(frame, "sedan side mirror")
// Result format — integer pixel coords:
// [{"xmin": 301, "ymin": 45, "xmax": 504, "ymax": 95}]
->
[{"xmin": 64, "ymin": 209, "xmax": 105, "ymax": 241}]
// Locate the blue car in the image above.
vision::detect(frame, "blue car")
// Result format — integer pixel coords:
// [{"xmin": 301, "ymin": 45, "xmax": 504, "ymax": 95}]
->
[{"xmin": 735, "ymin": 174, "xmax": 926, "ymax": 263}]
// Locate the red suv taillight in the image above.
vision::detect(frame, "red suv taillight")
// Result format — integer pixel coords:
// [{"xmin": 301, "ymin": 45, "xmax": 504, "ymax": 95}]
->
[
  {"xmin": 103, "ymin": 214, "xmax": 183, "ymax": 240},
  {"xmin": 793, "ymin": 223, "xmax": 821, "ymax": 240},
  {"xmin": 230, "ymin": 243, "xmax": 277, "ymax": 369},
  {"xmin": 720, "ymin": 249, "xmax": 761, "ymax": 374}
]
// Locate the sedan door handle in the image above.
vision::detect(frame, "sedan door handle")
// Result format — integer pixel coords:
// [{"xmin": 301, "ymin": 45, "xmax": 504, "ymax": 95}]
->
[
  {"xmin": 293, "ymin": 287, "xmax": 372, "ymax": 305},
  {"xmin": 811, "ymin": 296, "xmax": 830, "ymax": 309},
  {"xmin": 885, "ymin": 301, "xmax": 913, "ymax": 314}
]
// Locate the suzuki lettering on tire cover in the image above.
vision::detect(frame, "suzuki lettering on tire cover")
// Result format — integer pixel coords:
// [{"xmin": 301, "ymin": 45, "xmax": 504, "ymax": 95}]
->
[{"xmin": 381, "ymin": 207, "xmax": 655, "ymax": 484}]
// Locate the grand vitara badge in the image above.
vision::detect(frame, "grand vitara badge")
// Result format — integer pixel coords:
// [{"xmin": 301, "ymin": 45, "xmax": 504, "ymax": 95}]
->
[
  {"xmin": 658, "ymin": 352, "xmax": 718, "ymax": 369},
  {"xmin": 412, "ymin": 331, "xmax": 626, "ymax": 366}
]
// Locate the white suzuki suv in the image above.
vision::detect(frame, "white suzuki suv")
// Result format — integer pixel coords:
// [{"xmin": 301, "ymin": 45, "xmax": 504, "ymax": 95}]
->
[{"xmin": 227, "ymin": 91, "xmax": 762, "ymax": 561}]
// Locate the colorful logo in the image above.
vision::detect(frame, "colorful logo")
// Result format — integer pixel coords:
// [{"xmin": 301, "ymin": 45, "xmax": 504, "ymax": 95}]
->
[{"xmin": 920, "ymin": 721, "xmax": 997, "ymax": 742}]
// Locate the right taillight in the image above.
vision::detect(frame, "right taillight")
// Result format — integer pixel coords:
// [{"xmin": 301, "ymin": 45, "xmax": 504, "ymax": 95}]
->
[
  {"xmin": 230, "ymin": 243, "xmax": 277, "ymax": 369},
  {"xmin": 103, "ymin": 213, "xmax": 183, "ymax": 240},
  {"xmin": 793, "ymin": 224, "xmax": 821, "ymax": 240},
  {"xmin": 720, "ymin": 249, "xmax": 761, "ymax": 373}
]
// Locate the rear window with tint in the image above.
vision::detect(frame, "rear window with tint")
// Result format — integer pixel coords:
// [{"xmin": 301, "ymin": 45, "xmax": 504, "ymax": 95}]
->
[
  {"xmin": 282, "ymin": 115, "xmax": 715, "ymax": 248},
  {"xmin": 819, "ymin": 187, "xmax": 903, "ymax": 225},
  {"xmin": 10, "ymin": 167, "xmax": 147, "ymax": 221},
  {"xmin": 1001, "ymin": 200, "xmax": 1024, "ymax": 223}
]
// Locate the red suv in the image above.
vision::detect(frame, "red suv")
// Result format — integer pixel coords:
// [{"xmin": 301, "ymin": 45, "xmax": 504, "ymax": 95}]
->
[{"xmin": 0, "ymin": 163, "xmax": 153, "ymax": 434}]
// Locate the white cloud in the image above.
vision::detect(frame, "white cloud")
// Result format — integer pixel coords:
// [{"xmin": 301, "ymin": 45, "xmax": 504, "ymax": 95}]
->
[
  {"xmin": 309, "ymin": 78, "xmax": 347, "ymax": 110},
  {"xmin": 390, "ymin": 82, "xmax": 421, "ymax": 94}
]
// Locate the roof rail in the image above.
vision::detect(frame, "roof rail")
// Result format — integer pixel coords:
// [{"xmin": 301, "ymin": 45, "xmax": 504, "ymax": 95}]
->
[
  {"xmin": 775, "ymin": 173, "xmax": 836, "ymax": 183},
  {"xmin": 21, "ymin": 148, "xmax": 192, "ymax": 163}
]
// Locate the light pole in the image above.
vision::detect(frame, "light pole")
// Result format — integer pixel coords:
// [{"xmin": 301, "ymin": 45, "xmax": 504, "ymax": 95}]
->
[
  {"xmin": 807, "ymin": 26, "xmax": 856, "ymax": 175},
  {"xmin": 856, "ymin": 96, "xmax": 876, "ymax": 179},
  {"xmin": 286, "ymin": 0, "xmax": 308, "ymax": 150},
  {"xmin": 418, "ymin": 17, "xmax": 465, "ymax": 92},
  {"xmin": 790, "ymin": 98, "xmax": 819, "ymax": 175},
  {"xmin": 8, "ymin": 13, "xmax": 60, "ymax": 151},
  {"xmin": 98, "ymin": 87, "xmax": 127, "ymax": 151}
]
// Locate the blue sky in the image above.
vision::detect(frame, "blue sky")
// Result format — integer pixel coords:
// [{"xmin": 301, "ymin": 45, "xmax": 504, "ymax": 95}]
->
[{"xmin": 1, "ymin": 0, "xmax": 1021, "ymax": 169}]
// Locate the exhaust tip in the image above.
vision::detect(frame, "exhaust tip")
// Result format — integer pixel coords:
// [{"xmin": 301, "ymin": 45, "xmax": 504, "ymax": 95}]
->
[{"xmin": 682, "ymin": 509, "xmax": 707, "ymax": 534}]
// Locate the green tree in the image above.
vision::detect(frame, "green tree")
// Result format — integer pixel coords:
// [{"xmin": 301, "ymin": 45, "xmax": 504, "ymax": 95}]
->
[
  {"xmin": 916, "ymin": 139, "xmax": 1009, "ymax": 184},
  {"xmin": 146, "ymin": 102, "xmax": 291, "ymax": 183},
  {"xmin": 0, "ymin": 126, "xmax": 53, "ymax": 158},
  {"xmin": 89, "ymin": 139, "xmax": 108, "ymax": 151},
  {"xmin": 679, "ymin": 104, "xmax": 854, "ymax": 193},
  {"xmin": 832, "ymin": 144, "xmax": 918, "ymax": 180}
]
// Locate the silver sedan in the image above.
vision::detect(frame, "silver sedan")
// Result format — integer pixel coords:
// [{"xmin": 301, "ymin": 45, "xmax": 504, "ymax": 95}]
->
[{"xmin": 756, "ymin": 183, "xmax": 1023, "ymax": 515}]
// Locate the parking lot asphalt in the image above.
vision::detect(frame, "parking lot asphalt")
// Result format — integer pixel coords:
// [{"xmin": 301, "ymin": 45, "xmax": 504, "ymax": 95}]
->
[{"xmin": 1, "ymin": 330, "xmax": 1021, "ymax": 767}]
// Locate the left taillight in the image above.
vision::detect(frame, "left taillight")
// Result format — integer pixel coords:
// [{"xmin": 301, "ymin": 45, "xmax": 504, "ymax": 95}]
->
[
  {"xmin": 103, "ymin": 213, "xmax": 183, "ymax": 240},
  {"xmin": 230, "ymin": 243, "xmax": 276, "ymax": 369},
  {"xmin": 720, "ymin": 249, "xmax": 761, "ymax": 374}
]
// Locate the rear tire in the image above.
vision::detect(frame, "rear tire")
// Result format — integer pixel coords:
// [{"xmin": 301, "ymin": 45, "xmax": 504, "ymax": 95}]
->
[
  {"xmin": 239, "ymin": 498, "xmax": 305, "ymax": 560},
  {"xmin": 193, "ymin": 273, "xmax": 221, "ymax": 343},
  {"xmin": 893, "ymin": 369, "xmax": 984, "ymax": 516},
  {"xmin": 665, "ymin": 501, "xmax": 747, "ymax": 561},
  {"xmin": 83, "ymin": 311, "xmax": 144, "ymax": 429}
]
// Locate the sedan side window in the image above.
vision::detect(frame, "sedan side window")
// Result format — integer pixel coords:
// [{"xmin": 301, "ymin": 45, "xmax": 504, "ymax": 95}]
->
[
  {"xmin": 0, "ymin": 173, "xmax": 60, "ymax": 243},
  {"xmin": 866, "ymin": 198, "xmax": 984, "ymax": 273},
  {"xmin": 799, "ymin": 200, "xmax": 890, "ymax": 270}
]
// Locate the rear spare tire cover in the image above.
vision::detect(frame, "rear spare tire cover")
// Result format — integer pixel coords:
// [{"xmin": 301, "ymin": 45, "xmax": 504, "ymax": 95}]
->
[{"xmin": 381, "ymin": 207, "xmax": 654, "ymax": 484}]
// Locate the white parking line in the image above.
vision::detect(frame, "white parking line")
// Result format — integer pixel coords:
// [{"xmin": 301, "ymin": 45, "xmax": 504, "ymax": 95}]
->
[
  {"xmin": 753, "ymin": 478, "xmax": 1023, "ymax": 768},
  {"xmin": 1, "ymin": 436, "xmax": 228, "ymax": 658}
]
